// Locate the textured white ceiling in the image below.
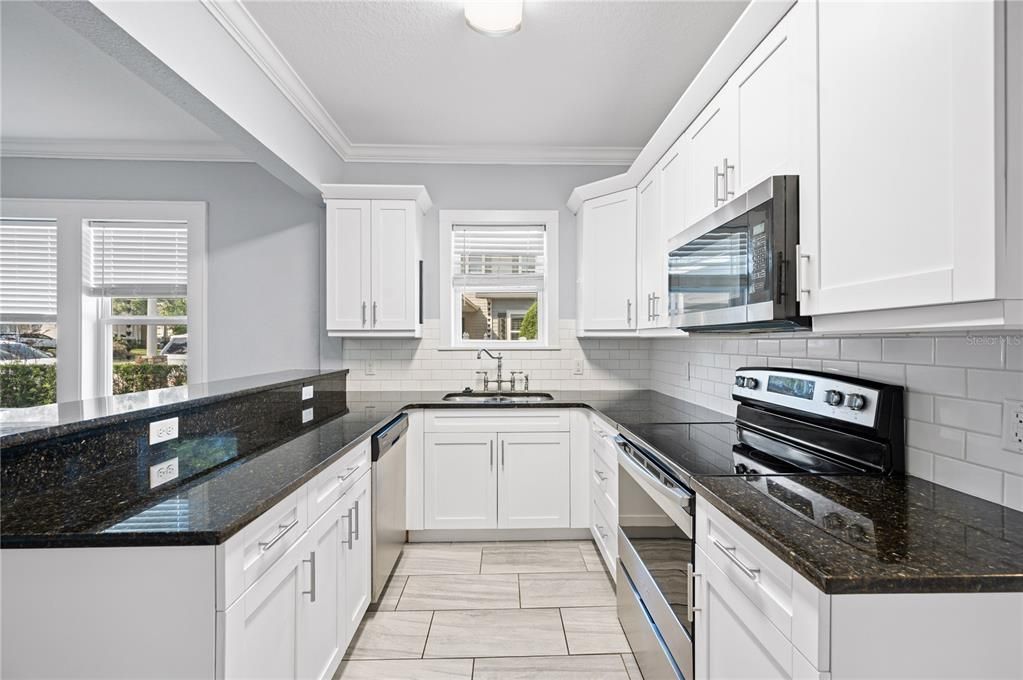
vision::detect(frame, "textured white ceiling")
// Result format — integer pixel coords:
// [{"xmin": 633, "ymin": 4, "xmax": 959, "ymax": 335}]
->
[
  {"xmin": 243, "ymin": 0, "xmax": 748, "ymax": 152},
  {"xmin": 0, "ymin": 2, "xmax": 222, "ymax": 144}
]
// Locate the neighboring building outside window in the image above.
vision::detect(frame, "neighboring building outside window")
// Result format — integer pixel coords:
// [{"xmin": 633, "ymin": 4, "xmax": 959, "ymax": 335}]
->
[{"xmin": 439, "ymin": 210, "xmax": 559, "ymax": 350}]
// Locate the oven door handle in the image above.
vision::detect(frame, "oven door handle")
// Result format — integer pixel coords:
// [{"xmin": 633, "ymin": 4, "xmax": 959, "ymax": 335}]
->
[{"xmin": 616, "ymin": 438, "xmax": 694, "ymax": 513}]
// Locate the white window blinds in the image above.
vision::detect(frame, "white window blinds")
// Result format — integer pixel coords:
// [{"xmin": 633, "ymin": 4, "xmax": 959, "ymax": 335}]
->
[
  {"xmin": 84, "ymin": 221, "xmax": 188, "ymax": 297},
  {"xmin": 452, "ymin": 225, "xmax": 546, "ymax": 288},
  {"xmin": 0, "ymin": 219, "xmax": 58, "ymax": 321}
]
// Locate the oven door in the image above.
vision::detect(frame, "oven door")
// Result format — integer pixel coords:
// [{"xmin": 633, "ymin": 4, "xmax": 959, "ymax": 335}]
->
[{"xmin": 616, "ymin": 436, "xmax": 695, "ymax": 680}]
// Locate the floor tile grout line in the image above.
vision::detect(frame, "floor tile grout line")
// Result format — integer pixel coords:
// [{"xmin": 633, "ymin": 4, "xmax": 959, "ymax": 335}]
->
[
  {"xmin": 558, "ymin": 607, "xmax": 572, "ymax": 656},
  {"xmin": 421, "ymin": 610, "xmax": 435, "ymax": 660}
]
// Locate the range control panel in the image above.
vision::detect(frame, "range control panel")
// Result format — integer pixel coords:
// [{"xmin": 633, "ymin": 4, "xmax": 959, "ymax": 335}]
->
[{"xmin": 732, "ymin": 368, "xmax": 881, "ymax": 428}]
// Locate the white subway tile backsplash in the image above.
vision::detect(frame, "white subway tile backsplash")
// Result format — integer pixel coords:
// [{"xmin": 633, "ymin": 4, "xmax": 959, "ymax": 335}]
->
[
  {"xmin": 906, "ymin": 421, "xmax": 965, "ymax": 459},
  {"xmin": 882, "ymin": 337, "xmax": 935, "ymax": 365},
  {"xmin": 935, "ymin": 337, "xmax": 1005, "ymax": 369},
  {"xmin": 806, "ymin": 338, "xmax": 840, "ymax": 359},
  {"xmin": 966, "ymin": 368, "xmax": 1023, "ymax": 402},
  {"xmin": 965, "ymin": 432, "xmax": 1023, "ymax": 475},
  {"xmin": 905, "ymin": 365, "xmax": 967, "ymax": 397},
  {"xmin": 840, "ymin": 338, "xmax": 882, "ymax": 362},
  {"xmin": 933, "ymin": 396, "xmax": 1003, "ymax": 435},
  {"xmin": 1004, "ymin": 474, "xmax": 1023, "ymax": 511},
  {"xmin": 905, "ymin": 393, "xmax": 934, "ymax": 422},
  {"xmin": 932, "ymin": 456, "xmax": 1004, "ymax": 504},
  {"xmin": 858, "ymin": 362, "xmax": 905, "ymax": 384},
  {"xmin": 906, "ymin": 447, "xmax": 934, "ymax": 481}
]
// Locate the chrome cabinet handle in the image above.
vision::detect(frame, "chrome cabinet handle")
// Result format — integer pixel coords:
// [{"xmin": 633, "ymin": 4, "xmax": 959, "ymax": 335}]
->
[
  {"xmin": 490, "ymin": 440, "xmax": 494, "ymax": 470},
  {"xmin": 361, "ymin": 301, "xmax": 367, "ymax": 327},
  {"xmin": 344, "ymin": 507, "xmax": 355, "ymax": 549},
  {"xmin": 713, "ymin": 165, "xmax": 723, "ymax": 206},
  {"xmin": 651, "ymin": 294, "xmax": 660, "ymax": 319},
  {"xmin": 722, "ymin": 157, "xmax": 735, "ymax": 201},
  {"xmin": 595, "ymin": 524, "xmax": 609, "ymax": 540},
  {"xmin": 797, "ymin": 245, "xmax": 811, "ymax": 296},
  {"xmin": 501, "ymin": 440, "xmax": 505, "ymax": 469},
  {"xmin": 626, "ymin": 299, "xmax": 632, "ymax": 326},
  {"xmin": 595, "ymin": 469, "xmax": 608, "ymax": 482},
  {"xmin": 258, "ymin": 518, "xmax": 298, "ymax": 552},
  {"xmin": 339, "ymin": 465, "xmax": 360, "ymax": 482},
  {"xmin": 687, "ymin": 563, "xmax": 701, "ymax": 621},
  {"xmin": 710, "ymin": 536, "xmax": 760, "ymax": 581},
  {"xmin": 372, "ymin": 301, "xmax": 378, "ymax": 326},
  {"xmin": 352, "ymin": 499, "xmax": 360, "ymax": 541},
  {"xmin": 302, "ymin": 551, "xmax": 316, "ymax": 602}
]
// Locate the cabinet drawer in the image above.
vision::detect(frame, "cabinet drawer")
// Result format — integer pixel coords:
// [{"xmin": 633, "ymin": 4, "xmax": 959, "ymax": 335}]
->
[
  {"xmin": 591, "ymin": 498, "xmax": 618, "ymax": 578},
  {"xmin": 221, "ymin": 486, "xmax": 308, "ymax": 609},
  {"xmin": 590, "ymin": 417, "xmax": 619, "ymax": 471},
  {"xmin": 307, "ymin": 440, "xmax": 371, "ymax": 524},
  {"xmin": 591, "ymin": 448, "xmax": 618, "ymax": 511},
  {"xmin": 697, "ymin": 496, "xmax": 793, "ymax": 637},
  {"xmin": 425, "ymin": 409, "xmax": 569, "ymax": 433}
]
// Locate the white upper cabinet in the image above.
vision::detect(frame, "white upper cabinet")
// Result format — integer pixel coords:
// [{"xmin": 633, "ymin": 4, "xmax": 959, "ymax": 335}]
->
[
  {"xmin": 809, "ymin": 0, "xmax": 1003, "ymax": 317},
  {"xmin": 733, "ymin": 1, "xmax": 816, "ymax": 196},
  {"xmin": 323, "ymin": 185, "xmax": 431, "ymax": 337},
  {"xmin": 659, "ymin": 135, "xmax": 689, "ymax": 242},
  {"xmin": 636, "ymin": 168, "xmax": 666, "ymax": 330},
  {"xmin": 578, "ymin": 188, "xmax": 638, "ymax": 333},
  {"xmin": 685, "ymin": 84, "xmax": 739, "ymax": 226}
]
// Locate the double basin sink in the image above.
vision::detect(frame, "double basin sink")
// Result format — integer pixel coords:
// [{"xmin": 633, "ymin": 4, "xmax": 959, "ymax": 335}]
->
[{"xmin": 441, "ymin": 392, "xmax": 554, "ymax": 404}]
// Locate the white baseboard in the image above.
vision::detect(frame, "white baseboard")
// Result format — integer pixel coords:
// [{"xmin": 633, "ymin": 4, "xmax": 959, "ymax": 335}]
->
[{"xmin": 408, "ymin": 528, "xmax": 592, "ymax": 543}]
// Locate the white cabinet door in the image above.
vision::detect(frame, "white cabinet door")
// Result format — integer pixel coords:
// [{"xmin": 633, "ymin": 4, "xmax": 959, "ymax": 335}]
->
[
  {"xmin": 424, "ymin": 433, "xmax": 497, "ymax": 529},
  {"xmin": 579, "ymin": 189, "xmax": 638, "ymax": 331},
  {"xmin": 223, "ymin": 536, "xmax": 306, "ymax": 680},
  {"xmin": 340, "ymin": 471, "xmax": 372, "ymax": 649},
  {"xmin": 297, "ymin": 502, "xmax": 343, "ymax": 680},
  {"xmin": 370, "ymin": 200, "xmax": 418, "ymax": 331},
  {"xmin": 695, "ymin": 545, "xmax": 795, "ymax": 680},
  {"xmin": 497, "ymin": 432, "xmax": 571, "ymax": 529},
  {"xmin": 636, "ymin": 168, "xmax": 666, "ymax": 330},
  {"xmin": 659, "ymin": 135, "xmax": 688, "ymax": 241},
  {"xmin": 686, "ymin": 86, "xmax": 739, "ymax": 225},
  {"xmin": 733, "ymin": 1, "xmax": 815, "ymax": 194},
  {"xmin": 325, "ymin": 200, "xmax": 371, "ymax": 331},
  {"xmin": 811, "ymin": 0, "xmax": 999, "ymax": 315}
]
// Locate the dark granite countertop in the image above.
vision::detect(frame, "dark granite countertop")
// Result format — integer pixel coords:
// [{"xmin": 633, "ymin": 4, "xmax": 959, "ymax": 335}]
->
[
  {"xmin": 0, "ymin": 369, "xmax": 347, "ymax": 446},
  {"xmin": 1, "ymin": 389, "xmax": 725, "ymax": 549},
  {"xmin": 691, "ymin": 473, "xmax": 1023, "ymax": 594}
]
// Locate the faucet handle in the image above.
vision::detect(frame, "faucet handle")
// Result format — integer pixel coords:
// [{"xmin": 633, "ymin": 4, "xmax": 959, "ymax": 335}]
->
[
  {"xmin": 509, "ymin": 371, "xmax": 524, "ymax": 391},
  {"xmin": 475, "ymin": 370, "xmax": 490, "ymax": 390}
]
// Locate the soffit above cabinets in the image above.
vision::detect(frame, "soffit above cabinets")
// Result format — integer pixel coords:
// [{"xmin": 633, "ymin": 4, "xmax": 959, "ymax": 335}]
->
[{"xmin": 213, "ymin": 0, "xmax": 747, "ymax": 165}]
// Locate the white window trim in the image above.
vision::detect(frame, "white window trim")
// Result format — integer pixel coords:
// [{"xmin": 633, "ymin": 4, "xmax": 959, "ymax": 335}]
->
[
  {"xmin": 439, "ymin": 209, "xmax": 559, "ymax": 350},
  {"xmin": 0, "ymin": 198, "xmax": 207, "ymax": 402}
]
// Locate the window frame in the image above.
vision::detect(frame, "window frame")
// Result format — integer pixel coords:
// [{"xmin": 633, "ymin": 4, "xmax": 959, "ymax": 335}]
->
[
  {"xmin": 439, "ymin": 210, "xmax": 559, "ymax": 350},
  {"xmin": 0, "ymin": 198, "xmax": 207, "ymax": 402}
]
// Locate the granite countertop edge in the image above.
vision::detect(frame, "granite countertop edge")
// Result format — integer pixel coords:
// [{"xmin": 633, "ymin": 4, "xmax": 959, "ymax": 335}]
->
[
  {"xmin": 0, "ymin": 369, "xmax": 351, "ymax": 448},
  {"xmin": 689, "ymin": 477, "xmax": 1023, "ymax": 595}
]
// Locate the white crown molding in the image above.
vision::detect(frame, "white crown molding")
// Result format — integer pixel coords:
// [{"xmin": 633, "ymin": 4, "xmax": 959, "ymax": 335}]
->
[
  {"xmin": 202, "ymin": 0, "xmax": 639, "ymax": 167},
  {"xmin": 321, "ymin": 184, "xmax": 433, "ymax": 214},
  {"xmin": 0, "ymin": 137, "xmax": 250, "ymax": 163}
]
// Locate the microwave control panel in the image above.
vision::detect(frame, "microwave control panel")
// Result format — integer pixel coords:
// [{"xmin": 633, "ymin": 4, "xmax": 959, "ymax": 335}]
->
[{"xmin": 749, "ymin": 221, "xmax": 769, "ymax": 295}]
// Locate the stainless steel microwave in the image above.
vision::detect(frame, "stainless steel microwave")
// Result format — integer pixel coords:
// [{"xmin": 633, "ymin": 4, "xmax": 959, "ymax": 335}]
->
[{"xmin": 667, "ymin": 175, "xmax": 808, "ymax": 332}]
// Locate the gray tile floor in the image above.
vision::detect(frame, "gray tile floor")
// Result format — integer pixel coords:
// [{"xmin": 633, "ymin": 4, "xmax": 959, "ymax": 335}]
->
[{"xmin": 335, "ymin": 540, "xmax": 643, "ymax": 680}]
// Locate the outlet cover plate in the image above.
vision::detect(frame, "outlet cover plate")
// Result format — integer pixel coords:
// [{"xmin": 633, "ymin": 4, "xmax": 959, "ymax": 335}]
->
[
  {"xmin": 302, "ymin": 407, "xmax": 314, "ymax": 424},
  {"xmin": 302, "ymin": 385, "xmax": 314, "ymax": 400},
  {"xmin": 149, "ymin": 417, "xmax": 179, "ymax": 445},
  {"xmin": 149, "ymin": 457, "xmax": 179, "ymax": 488},
  {"xmin": 1003, "ymin": 400, "xmax": 1023, "ymax": 453},
  {"xmin": 365, "ymin": 359, "xmax": 376, "ymax": 376}
]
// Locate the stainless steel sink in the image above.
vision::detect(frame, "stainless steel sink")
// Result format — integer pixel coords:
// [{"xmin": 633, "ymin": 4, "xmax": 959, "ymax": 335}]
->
[{"xmin": 442, "ymin": 392, "xmax": 555, "ymax": 404}]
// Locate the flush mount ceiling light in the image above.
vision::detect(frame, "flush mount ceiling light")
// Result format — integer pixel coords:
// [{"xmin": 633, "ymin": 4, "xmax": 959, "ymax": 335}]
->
[{"xmin": 465, "ymin": 0, "xmax": 523, "ymax": 37}]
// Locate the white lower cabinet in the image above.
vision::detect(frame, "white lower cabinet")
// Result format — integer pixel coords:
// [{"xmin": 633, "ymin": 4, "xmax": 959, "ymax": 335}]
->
[
  {"xmin": 423, "ymin": 423, "xmax": 572, "ymax": 530},
  {"xmin": 498, "ymin": 432, "xmax": 571, "ymax": 529},
  {"xmin": 223, "ymin": 465, "xmax": 372, "ymax": 680}
]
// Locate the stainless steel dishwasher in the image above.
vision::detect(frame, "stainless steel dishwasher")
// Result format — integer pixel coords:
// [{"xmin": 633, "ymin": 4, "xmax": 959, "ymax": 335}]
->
[{"xmin": 370, "ymin": 413, "xmax": 407, "ymax": 601}]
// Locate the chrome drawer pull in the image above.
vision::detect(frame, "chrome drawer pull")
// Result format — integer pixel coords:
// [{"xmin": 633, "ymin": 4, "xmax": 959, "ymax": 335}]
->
[
  {"xmin": 687, "ymin": 563, "xmax": 701, "ymax": 621},
  {"xmin": 339, "ymin": 465, "xmax": 360, "ymax": 482},
  {"xmin": 352, "ymin": 499, "xmax": 361, "ymax": 541},
  {"xmin": 258, "ymin": 518, "xmax": 298, "ymax": 552},
  {"xmin": 302, "ymin": 551, "xmax": 316, "ymax": 602},
  {"xmin": 710, "ymin": 536, "xmax": 760, "ymax": 581},
  {"xmin": 594, "ymin": 470, "xmax": 608, "ymax": 482},
  {"xmin": 344, "ymin": 507, "xmax": 355, "ymax": 549}
]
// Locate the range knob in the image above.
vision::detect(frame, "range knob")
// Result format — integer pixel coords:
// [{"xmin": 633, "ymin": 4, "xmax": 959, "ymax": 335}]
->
[
  {"xmin": 847, "ymin": 393, "xmax": 867, "ymax": 411},
  {"xmin": 825, "ymin": 389, "xmax": 845, "ymax": 406},
  {"xmin": 735, "ymin": 376, "xmax": 747, "ymax": 388},
  {"xmin": 744, "ymin": 377, "xmax": 759, "ymax": 389},
  {"xmin": 734, "ymin": 463, "xmax": 749, "ymax": 474}
]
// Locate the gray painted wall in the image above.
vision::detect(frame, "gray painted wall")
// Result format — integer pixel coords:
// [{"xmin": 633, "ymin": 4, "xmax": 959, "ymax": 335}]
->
[{"xmin": 1, "ymin": 157, "xmax": 322, "ymax": 381}]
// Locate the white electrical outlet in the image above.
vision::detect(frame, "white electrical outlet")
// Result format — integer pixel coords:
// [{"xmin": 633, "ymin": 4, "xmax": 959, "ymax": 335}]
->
[
  {"xmin": 149, "ymin": 417, "xmax": 179, "ymax": 445},
  {"xmin": 149, "ymin": 457, "xmax": 179, "ymax": 488},
  {"xmin": 1003, "ymin": 400, "xmax": 1023, "ymax": 453},
  {"xmin": 365, "ymin": 359, "xmax": 376, "ymax": 376},
  {"xmin": 302, "ymin": 407, "xmax": 314, "ymax": 424},
  {"xmin": 302, "ymin": 385, "xmax": 314, "ymax": 400},
  {"xmin": 573, "ymin": 359, "xmax": 584, "ymax": 376}
]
